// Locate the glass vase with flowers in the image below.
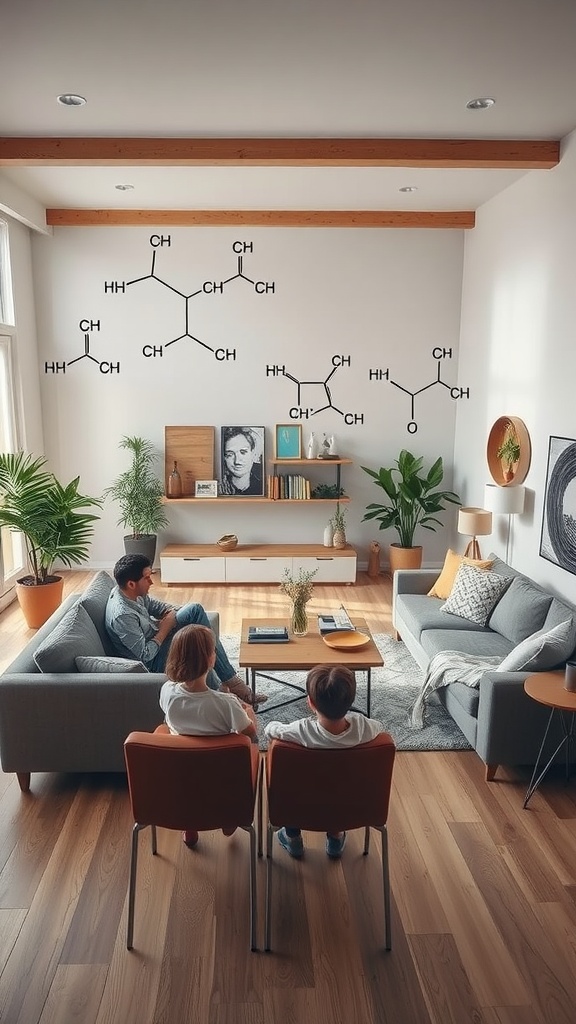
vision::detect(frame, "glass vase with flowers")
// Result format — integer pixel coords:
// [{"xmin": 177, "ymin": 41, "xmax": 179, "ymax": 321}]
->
[{"xmin": 280, "ymin": 566, "xmax": 318, "ymax": 636}]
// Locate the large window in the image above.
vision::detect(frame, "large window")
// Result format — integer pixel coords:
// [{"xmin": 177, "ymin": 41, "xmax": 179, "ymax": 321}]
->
[{"xmin": 0, "ymin": 220, "xmax": 24, "ymax": 601}]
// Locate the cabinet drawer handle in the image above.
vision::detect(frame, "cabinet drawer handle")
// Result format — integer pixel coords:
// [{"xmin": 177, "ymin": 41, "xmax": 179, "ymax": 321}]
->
[
  {"xmin": 184, "ymin": 558, "xmax": 201, "ymax": 561},
  {"xmin": 315, "ymin": 557, "xmax": 334, "ymax": 562},
  {"xmin": 249, "ymin": 558, "xmax": 267, "ymax": 562}
]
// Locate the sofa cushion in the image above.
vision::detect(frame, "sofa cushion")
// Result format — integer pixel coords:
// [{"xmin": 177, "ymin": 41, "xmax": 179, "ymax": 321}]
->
[
  {"xmin": 396, "ymin": 593, "xmax": 490, "ymax": 642},
  {"xmin": 34, "ymin": 603, "xmax": 106, "ymax": 673},
  {"xmin": 497, "ymin": 618, "xmax": 576, "ymax": 672},
  {"xmin": 427, "ymin": 549, "xmax": 494, "ymax": 599},
  {"xmin": 488, "ymin": 575, "xmax": 553, "ymax": 644},
  {"xmin": 78, "ymin": 570, "xmax": 116, "ymax": 653},
  {"xmin": 75, "ymin": 655, "xmax": 148, "ymax": 673},
  {"xmin": 421, "ymin": 628, "xmax": 513, "ymax": 662},
  {"xmin": 442, "ymin": 563, "xmax": 512, "ymax": 626}
]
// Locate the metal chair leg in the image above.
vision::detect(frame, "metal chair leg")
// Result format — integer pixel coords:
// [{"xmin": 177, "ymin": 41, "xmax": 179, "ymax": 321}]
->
[
  {"xmin": 380, "ymin": 826, "xmax": 392, "ymax": 951},
  {"xmin": 265, "ymin": 823, "xmax": 274, "ymax": 951},
  {"xmin": 127, "ymin": 823, "xmax": 145, "ymax": 950},
  {"xmin": 248, "ymin": 824, "xmax": 258, "ymax": 951}
]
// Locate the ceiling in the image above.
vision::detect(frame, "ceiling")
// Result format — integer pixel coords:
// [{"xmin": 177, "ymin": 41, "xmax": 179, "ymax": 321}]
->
[{"xmin": 1, "ymin": 0, "xmax": 576, "ymax": 216}]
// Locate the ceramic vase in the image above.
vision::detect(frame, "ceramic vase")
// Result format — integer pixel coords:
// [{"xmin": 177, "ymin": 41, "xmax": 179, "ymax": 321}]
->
[{"xmin": 323, "ymin": 522, "xmax": 334, "ymax": 547}]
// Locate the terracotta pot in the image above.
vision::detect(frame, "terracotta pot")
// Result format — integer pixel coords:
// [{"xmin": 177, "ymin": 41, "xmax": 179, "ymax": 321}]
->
[
  {"xmin": 16, "ymin": 576, "xmax": 64, "ymax": 629},
  {"xmin": 388, "ymin": 544, "xmax": 423, "ymax": 574}
]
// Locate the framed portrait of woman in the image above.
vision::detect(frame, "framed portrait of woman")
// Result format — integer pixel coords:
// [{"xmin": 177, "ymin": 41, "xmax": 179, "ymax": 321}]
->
[{"xmin": 220, "ymin": 426, "xmax": 266, "ymax": 496}]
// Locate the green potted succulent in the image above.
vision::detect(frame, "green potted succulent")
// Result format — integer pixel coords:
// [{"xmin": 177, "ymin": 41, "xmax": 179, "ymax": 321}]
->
[
  {"xmin": 0, "ymin": 451, "xmax": 102, "ymax": 627},
  {"xmin": 103, "ymin": 435, "xmax": 168, "ymax": 564},
  {"xmin": 496, "ymin": 430, "xmax": 521, "ymax": 483},
  {"xmin": 331, "ymin": 502, "xmax": 347, "ymax": 548},
  {"xmin": 361, "ymin": 449, "xmax": 461, "ymax": 572}
]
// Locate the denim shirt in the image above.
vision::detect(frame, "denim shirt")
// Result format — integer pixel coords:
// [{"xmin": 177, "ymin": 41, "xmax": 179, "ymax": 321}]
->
[{"xmin": 105, "ymin": 586, "xmax": 173, "ymax": 666}]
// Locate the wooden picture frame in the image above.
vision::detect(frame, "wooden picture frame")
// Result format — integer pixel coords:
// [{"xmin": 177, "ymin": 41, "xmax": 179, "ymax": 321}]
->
[
  {"xmin": 195, "ymin": 479, "xmax": 218, "ymax": 498},
  {"xmin": 275, "ymin": 423, "xmax": 302, "ymax": 460}
]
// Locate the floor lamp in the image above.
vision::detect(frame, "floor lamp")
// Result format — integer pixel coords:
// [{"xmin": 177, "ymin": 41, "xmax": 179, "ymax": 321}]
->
[
  {"xmin": 484, "ymin": 483, "xmax": 526, "ymax": 565},
  {"xmin": 457, "ymin": 507, "xmax": 493, "ymax": 559}
]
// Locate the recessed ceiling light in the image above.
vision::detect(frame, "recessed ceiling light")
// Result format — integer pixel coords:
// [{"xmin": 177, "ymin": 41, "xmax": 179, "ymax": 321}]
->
[
  {"xmin": 57, "ymin": 93, "xmax": 86, "ymax": 107},
  {"xmin": 466, "ymin": 97, "xmax": 495, "ymax": 110},
  {"xmin": 399, "ymin": 186, "xmax": 418, "ymax": 193},
  {"xmin": 115, "ymin": 184, "xmax": 135, "ymax": 191}
]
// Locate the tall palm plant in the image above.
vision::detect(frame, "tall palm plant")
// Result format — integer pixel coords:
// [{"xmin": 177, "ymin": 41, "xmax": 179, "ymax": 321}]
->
[
  {"xmin": 103, "ymin": 435, "xmax": 168, "ymax": 539},
  {"xmin": 0, "ymin": 451, "xmax": 102, "ymax": 584}
]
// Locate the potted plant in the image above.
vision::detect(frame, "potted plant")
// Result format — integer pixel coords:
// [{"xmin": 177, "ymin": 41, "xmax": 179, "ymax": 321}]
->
[
  {"xmin": 496, "ymin": 429, "xmax": 521, "ymax": 483},
  {"xmin": 103, "ymin": 435, "xmax": 168, "ymax": 564},
  {"xmin": 361, "ymin": 449, "xmax": 461, "ymax": 572},
  {"xmin": 0, "ymin": 451, "xmax": 102, "ymax": 627},
  {"xmin": 331, "ymin": 502, "xmax": 347, "ymax": 549}
]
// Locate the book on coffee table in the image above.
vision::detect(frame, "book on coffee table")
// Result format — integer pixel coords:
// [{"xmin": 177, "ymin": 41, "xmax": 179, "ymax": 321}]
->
[{"xmin": 248, "ymin": 625, "xmax": 289, "ymax": 643}]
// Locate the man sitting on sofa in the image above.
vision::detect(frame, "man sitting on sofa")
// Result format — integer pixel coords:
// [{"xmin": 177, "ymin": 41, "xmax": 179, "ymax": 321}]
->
[{"xmin": 105, "ymin": 553, "xmax": 266, "ymax": 706}]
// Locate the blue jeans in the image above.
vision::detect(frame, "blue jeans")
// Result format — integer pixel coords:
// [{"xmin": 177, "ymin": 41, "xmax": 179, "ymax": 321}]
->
[{"xmin": 150, "ymin": 602, "xmax": 236, "ymax": 690}]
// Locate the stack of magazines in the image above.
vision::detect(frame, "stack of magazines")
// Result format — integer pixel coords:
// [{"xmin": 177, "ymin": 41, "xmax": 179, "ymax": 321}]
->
[{"xmin": 247, "ymin": 625, "xmax": 289, "ymax": 643}]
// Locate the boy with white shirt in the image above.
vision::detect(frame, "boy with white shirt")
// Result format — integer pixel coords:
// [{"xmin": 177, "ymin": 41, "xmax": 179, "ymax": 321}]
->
[{"xmin": 264, "ymin": 664, "xmax": 385, "ymax": 859}]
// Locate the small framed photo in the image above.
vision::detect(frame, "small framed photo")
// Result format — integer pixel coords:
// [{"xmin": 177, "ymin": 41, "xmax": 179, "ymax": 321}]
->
[
  {"xmin": 275, "ymin": 423, "xmax": 302, "ymax": 459},
  {"xmin": 195, "ymin": 479, "xmax": 218, "ymax": 498},
  {"xmin": 220, "ymin": 426, "xmax": 266, "ymax": 496}
]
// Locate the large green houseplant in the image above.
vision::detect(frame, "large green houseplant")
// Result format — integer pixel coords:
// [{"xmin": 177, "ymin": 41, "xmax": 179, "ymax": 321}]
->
[
  {"xmin": 361, "ymin": 449, "xmax": 461, "ymax": 571},
  {"xmin": 103, "ymin": 435, "xmax": 168, "ymax": 563},
  {"xmin": 0, "ymin": 451, "xmax": 102, "ymax": 626}
]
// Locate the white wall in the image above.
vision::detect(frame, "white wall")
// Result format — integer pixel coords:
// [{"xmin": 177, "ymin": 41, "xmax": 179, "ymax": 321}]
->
[
  {"xmin": 455, "ymin": 128, "xmax": 576, "ymax": 603},
  {"xmin": 31, "ymin": 225, "xmax": 465, "ymax": 568}
]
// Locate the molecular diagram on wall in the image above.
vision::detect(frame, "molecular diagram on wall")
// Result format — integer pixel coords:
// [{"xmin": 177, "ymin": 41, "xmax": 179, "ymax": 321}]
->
[
  {"xmin": 266, "ymin": 355, "xmax": 364, "ymax": 424},
  {"xmin": 368, "ymin": 347, "xmax": 470, "ymax": 433},
  {"xmin": 44, "ymin": 320, "xmax": 120, "ymax": 375},
  {"xmin": 103, "ymin": 235, "xmax": 275, "ymax": 363}
]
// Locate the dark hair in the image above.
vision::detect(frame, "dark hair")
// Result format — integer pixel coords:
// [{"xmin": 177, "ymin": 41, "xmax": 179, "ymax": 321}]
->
[
  {"xmin": 306, "ymin": 664, "xmax": 356, "ymax": 720},
  {"xmin": 113, "ymin": 553, "xmax": 151, "ymax": 587},
  {"xmin": 222, "ymin": 426, "xmax": 258, "ymax": 452},
  {"xmin": 165, "ymin": 624, "xmax": 215, "ymax": 683}
]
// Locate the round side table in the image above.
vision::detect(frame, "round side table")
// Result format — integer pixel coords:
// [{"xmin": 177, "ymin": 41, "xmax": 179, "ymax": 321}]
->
[{"xmin": 523, "ymin": 672, "xmax": 576, "ymax": 808}]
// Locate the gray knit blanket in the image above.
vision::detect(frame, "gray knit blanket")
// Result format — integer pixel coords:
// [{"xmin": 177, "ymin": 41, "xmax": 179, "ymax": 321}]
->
[{"xmin": 410, "ymin": 650, "xmax": 501, "ymax": 729}]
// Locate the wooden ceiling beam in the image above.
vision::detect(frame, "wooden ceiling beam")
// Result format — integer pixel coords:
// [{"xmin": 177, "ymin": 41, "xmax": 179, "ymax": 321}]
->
[
  {"xmin": 0, "ymin": 137, "xmax": 559, "ymax": 169},
  {"xmin": 46, "ymin": 209, "xmax": 475, "ymax": 228}
]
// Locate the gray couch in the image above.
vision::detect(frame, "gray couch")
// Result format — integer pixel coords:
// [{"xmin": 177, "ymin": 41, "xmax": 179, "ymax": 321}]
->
[
  {"xmin": 0, "ymin": 571, "xmax": 219, "ymax": 792},
  {"xmin": 393, "ymin": 554, "xmax": 576, "ymax": 780}
]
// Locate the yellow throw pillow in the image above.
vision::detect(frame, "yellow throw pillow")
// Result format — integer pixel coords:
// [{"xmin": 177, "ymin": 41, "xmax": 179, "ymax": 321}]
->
[{"xmin": 428, "ymin": 549, "xmax": 494, "ymax": 599}]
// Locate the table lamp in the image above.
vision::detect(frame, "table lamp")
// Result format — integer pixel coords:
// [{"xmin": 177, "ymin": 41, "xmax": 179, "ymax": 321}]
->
[
  {"xmin": 484, "ymin": 483, "xmax": 526, "ymax": 564},
  {"xmin": 458, "ymin": 507, "xmax": 493, "ymax": 559}
]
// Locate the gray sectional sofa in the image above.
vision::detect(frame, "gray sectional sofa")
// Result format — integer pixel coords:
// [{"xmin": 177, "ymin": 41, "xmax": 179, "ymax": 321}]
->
[
  {"xmin": 0, "ymin": 571, "xmax": 219, "ymax": 792},
  {"xmin": 393, "ymin": 554, "xmax": 576, "ymax": 780}
]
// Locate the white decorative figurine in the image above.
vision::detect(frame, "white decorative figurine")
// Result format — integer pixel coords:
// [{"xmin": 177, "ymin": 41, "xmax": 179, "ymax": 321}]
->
[{"xmin": 306, "ymin": 432, "xmax": 318, "ymax": 459}]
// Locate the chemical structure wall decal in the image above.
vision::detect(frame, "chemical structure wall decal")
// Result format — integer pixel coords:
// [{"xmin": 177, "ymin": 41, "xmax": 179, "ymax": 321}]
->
[
  {"xmin": 44, "ymin": 320, "xmax": 120, "ymax": 375},
  {"xmin": 368, "ymin": 347, "xmax": 470, "ymax": 433},
  {"xmin": 267, "ymin": 355, "xmax": 364, "ymax": 423},
  {"xmin": 104, "ymin": 235, "xmax": 275, "ymax": 361}
]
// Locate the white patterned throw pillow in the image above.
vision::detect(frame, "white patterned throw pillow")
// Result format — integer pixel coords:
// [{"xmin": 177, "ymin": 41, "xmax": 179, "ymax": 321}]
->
[
  {"xmin": 442, "ymin": 562, "xmax": 512, "ymax": 626},
  {"xmin": 497, "ymin": 618, "xmax": 576, "ymax": 672}
]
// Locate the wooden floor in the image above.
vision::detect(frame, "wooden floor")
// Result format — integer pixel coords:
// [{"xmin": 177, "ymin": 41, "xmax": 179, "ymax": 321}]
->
[{"xmin": 1, "ymin": 570, "xmax": 575, "ymax": 1024}]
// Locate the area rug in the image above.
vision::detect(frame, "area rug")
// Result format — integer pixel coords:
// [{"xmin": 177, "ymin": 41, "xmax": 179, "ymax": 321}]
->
[{"xmin": 220, "ymin": 633, "xmax": 472, "ymax": 752}]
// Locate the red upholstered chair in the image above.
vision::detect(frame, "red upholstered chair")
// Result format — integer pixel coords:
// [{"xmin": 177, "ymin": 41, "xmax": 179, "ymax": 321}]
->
[
  {"xmin": 264, "ymin": 733, "xmax": 396, "ymax": 952},
  {"xmin": 124, "ymin": 728, "xmax": 262, "ymax": 951}
]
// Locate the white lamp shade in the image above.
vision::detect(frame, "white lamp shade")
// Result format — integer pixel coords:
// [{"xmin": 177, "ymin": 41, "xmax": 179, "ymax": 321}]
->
[
  {"xmin": 457, "ymin": 507, "xmax": 493, "ymax": 537},
  {"xmin": 484, "ymin": 483, "xmax": 525, "ymax": 515}
]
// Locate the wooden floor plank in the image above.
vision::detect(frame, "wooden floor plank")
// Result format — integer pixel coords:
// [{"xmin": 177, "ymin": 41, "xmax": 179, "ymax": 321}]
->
[
  {"xmin": 409, "ymin": 932, "xmax": 489, "ymax": 1024},
  {"xmin": 450, "ymin": 821, "xmax": 576, "ymax": 1024},
  {"xmin": 38, "ymin": 964, "xmax": 109, "ymax": 1024}
]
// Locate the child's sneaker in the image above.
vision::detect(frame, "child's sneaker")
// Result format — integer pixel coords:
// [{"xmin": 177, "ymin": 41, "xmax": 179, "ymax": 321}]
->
[
  {"xmin": 277, "ymin": 827, "xmax": 304, "ymax": 859},
  {"xmin": 182, "ymin": 830, "xmax": 199, "ymax": 848},
  {"xmin": 326, "ymin": 832, "xmax": 347, "ymax": 858}
]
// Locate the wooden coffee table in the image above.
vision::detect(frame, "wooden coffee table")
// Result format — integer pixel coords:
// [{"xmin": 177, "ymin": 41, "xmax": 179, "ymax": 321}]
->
[
  {"xmin": 239, "ymin": 617, "xmax": 383, "ymax": 717},
  {"xmin": 523, "ymin": 671, "xmax": 576, "ymax": 808}
]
